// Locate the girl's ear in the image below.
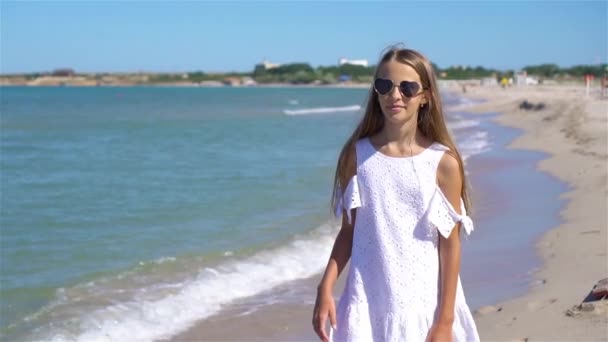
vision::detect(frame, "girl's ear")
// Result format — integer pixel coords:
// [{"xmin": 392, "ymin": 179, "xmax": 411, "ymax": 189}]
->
[{"xmin": 421, "ymin": 93, "xmax": 429, "ymax": 105}]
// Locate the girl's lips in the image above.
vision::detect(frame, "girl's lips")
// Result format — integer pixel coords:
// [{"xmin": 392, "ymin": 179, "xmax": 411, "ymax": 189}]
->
[{"xmin": 387, "ymin": 105, "xmax": 405, "ymax": 112}]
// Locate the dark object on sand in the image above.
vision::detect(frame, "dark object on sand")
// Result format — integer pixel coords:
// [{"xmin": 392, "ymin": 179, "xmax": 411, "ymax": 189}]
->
[
  {"xmin": 585, "ymin": 278, "xmax": 608, "ymax": 302},
  {"xmin": 519, "ymin": 100, "xmax": 546, "ymax": 111},
  {"xmin": 566, "ymin": 278, "xmax": 608, "ymax": 317}
]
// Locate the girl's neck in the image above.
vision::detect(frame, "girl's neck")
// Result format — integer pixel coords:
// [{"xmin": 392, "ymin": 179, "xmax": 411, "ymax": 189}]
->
[{"xmin": 380, "ymin": 117, "xmax": 420, "ymax": 146}]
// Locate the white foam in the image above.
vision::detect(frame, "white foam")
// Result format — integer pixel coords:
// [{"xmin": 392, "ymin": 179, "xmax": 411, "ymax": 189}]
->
[
  {"xmin": 458, "ymin": 131, "xmax": 491, "ymax": 161},
  {"xmin": 154, "ymin": 256, "xmax": 176, "ymax": 264},
  {"xmin": 456, "ymin": 97, "xmax": 483, "ymax": 106},
  {"xmin": 448, "ymin": 119, "xmax": 481, "ymax": 130},
  {"xmin": 40, "ymin": 223, "xmax": 338, "ymax": 342},
  {"xmin": 283, "ymin": 105, "xmax": 361, "ymax": 116},
  {"xmin": 444, "ymin": 96, "xmax": 486, "ymax": 112}
]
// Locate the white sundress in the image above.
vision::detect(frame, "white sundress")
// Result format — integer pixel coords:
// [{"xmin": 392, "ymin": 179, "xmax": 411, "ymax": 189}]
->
[{"xmin": 331, "ymin": 137, "xmax": 480, "ymax": 342}]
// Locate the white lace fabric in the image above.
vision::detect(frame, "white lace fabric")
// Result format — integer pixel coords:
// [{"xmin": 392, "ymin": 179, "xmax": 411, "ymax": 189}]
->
[{"xmin": 331, "ymin": 137, "xmax": 480, "ymax": 342}]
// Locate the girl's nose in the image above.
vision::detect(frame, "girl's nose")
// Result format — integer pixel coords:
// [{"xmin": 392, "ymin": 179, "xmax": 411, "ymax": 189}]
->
[{"xmin": 388, "ymin": 85, "xmax": 402, "ymax": 99}]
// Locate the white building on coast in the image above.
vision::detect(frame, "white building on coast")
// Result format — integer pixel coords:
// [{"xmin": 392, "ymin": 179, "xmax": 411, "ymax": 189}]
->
[
  {"xmin": 261, "ymin": 60, "xmax": 281, "ymax": 70},
  {"xmin": 338, "ymin": 58, "xmax": 369, "ymax": 67}
]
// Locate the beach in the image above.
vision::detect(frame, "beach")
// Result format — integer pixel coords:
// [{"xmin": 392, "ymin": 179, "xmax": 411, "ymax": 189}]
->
[{"xmin": 460, "ymin": 84, "xmax": 608, "ymax": 341}]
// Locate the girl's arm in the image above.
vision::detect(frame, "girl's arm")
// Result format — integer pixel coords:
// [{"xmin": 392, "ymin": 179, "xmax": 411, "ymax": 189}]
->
[
  {"xmin": 319, "ymin": 145, "xmax": 358, "ymax": 294},
  {"xmin": 436, "ymin": 153, "xmax": 464, "ymax": 326},
  {"xmin": 318, "ymin": 210, "xmax": 355, "ymax": 293},
  {"xmin": 314, "ymin": 146, "xmax": 357, "ymax": 341},
  {"xmin": 313, "ymin": 210, "xmax": 355, "ymax": 342}
]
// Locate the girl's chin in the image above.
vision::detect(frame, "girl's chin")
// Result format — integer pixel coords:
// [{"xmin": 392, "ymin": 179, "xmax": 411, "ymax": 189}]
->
[
  {"xmin": 384, "ymin": 108, "xmax": 405, "ymax": 116},
  {"xmin": 383, "ymin": 111, "xmax": 415, "ymax": 123},
  {"xmin": 384, "ymin": 107, "xmax": 404, "ymax": 115}
]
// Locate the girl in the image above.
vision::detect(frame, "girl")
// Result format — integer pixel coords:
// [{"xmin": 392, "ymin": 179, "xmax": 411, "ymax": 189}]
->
[{"xmin": 312, "ymin": 46, "xmax": 480, "ymax": 342}]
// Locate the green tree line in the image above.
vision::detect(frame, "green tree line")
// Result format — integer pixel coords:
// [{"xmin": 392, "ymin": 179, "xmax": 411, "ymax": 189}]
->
[
  {"xmin": 521, "ymin": 63, "xmax": 607, "ymax": 78},
  {"xmin": 248, "ymin": 62, "xmax": 607, "ymax": 84},
  {"xmin": 252, "ymin": 63, "xmax": 376, "ymax": 84},
  {"xmin": 9, "ymin": 62, "xmax": 607, "ymax": 85}
]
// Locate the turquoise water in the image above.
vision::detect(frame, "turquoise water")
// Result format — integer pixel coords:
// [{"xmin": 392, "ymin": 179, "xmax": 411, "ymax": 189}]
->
[{"xmin": 1, "ymin": 86, "xmax": 371, "ymax": 338}]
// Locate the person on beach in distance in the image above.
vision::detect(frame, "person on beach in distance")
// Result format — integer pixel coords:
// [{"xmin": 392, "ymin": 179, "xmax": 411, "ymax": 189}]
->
[{"xmin": 312, "ymin": 46, "xmax": 480, "ymax": 342}]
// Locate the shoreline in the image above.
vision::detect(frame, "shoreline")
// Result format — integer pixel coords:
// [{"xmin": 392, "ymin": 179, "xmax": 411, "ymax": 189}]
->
[
  {"xmin": 165, "ymin": 85, "xmax": 608, "ymax": 341},
  {"xmin": 459, "ymin": 85, "xmax": 608, "ymax": 340}
]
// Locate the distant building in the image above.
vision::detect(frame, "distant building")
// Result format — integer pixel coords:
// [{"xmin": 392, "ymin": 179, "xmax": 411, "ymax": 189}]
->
[
  {"xmin": 261, "ymin": 60, "xmax": 281, "ymax": 70},
  {"xmin": 241, "ymin": 77, "xmax": 257, "ymax": 86},
  {"xmin": 338, "ymin": 58, "xmax": 369, "ymax": 67},
  {"xmin": 481, "ymin": 77, "xmax": 498, "ymax": 86},
  {"xmin": 515, "ymin": 71, "xmax": 538, "ymax": 86}
]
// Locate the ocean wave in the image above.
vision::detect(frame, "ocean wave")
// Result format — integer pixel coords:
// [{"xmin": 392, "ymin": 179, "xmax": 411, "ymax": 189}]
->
[
  {"xmin": 444, "ymin": 96, "xmax": 487, "ymax": 112},
  {"xmin": 283, "ymin": 105, "xmax": 361, "ymax": 115},
  {"xmin": 448, "ymin": 119, "xmax": 482, "ymax": 130},
  {"xmin": 21, "ymin": 223, "xmax": 338, "ymax": 342},
  {"xmin": 458, "ymin": 131, "xmax": 491, "ymax": 161}
]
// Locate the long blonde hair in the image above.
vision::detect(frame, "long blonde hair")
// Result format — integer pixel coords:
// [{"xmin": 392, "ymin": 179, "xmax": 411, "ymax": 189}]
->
[{"xmin": 331, "ymin": 46, "xmax": 471, "ymax": 215}]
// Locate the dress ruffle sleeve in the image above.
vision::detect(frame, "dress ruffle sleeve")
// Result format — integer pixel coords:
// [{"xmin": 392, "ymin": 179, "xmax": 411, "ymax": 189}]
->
[
  {"xmin": 426, "ymin": 186, "xmax": 474, "ymax": 239},
  {"xmin": 335, "ymin": 175, "xmax": 362, "ymax": 225}
]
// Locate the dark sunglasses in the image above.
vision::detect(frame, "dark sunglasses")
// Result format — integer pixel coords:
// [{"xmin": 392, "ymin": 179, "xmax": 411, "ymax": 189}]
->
[{"xmin": 374, "ymin": 78, "xmax": 425, "ymax": 97}]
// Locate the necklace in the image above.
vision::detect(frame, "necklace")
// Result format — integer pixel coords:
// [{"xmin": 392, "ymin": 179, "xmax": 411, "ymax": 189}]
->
[{"xmin": 408, "ymin": 138, "xmax": 424, "ymax": 205}]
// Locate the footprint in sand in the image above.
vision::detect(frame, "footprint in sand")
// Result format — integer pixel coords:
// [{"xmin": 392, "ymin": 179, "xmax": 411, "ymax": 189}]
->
[{"xmin": 527, "ymin": 298, "xmax": 558, "ymax": 311}]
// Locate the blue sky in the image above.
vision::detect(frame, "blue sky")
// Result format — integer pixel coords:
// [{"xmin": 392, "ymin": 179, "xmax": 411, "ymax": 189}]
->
[{"xmin": 1, "ymin": 1, "xmax": 606, "ymax": 74}]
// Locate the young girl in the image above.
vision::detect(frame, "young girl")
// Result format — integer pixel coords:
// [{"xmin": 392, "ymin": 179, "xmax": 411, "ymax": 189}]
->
[{"xmin": 312, "ymin": 47, "xmax": 480, "ymax": 342}]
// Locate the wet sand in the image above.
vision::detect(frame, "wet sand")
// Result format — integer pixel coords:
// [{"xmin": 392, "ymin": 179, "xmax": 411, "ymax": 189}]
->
[{"xmin": 461, "ymin": 84, "xmax": 608, "ymax": 341}]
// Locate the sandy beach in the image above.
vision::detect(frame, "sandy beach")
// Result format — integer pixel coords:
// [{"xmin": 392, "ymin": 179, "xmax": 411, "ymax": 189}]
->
[{"xmin": 459, "ymin": 84, "xmax": 608, "ymax": 341}]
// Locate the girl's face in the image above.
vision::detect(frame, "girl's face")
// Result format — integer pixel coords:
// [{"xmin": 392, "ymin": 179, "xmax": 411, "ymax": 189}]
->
[{"xmin": 375, "ymin": 60, "xmax": 428, "ymax": 124}]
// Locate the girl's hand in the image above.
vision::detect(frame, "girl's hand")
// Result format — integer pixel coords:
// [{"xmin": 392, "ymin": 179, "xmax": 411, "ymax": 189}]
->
[
  {"xmin": 425, "ymin": 322, "xmax": 453, "ymax": 342},
  {"xmin": 312, "ymin": 288, "xmax": 337, "ymax": 342}
]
